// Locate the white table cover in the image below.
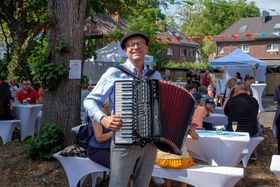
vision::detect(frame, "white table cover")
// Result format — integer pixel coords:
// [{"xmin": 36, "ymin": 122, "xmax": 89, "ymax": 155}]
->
[
  {"xmin": 250, "ymin": 83, "xmax": 267, "ymax": 112},
  {"xmin": 270, "ymin": 155, "xmax": 280, "ymax": 181},
  {"xmin": 203, "ymin": 113, "xmax": 228, "ymax": 127},
  {"xmin": 186, "ymin": 130, "xmax": 250, "ymax": 167},
  {"xmin": 14, "ymin": 104, "xmax": 42, "ymax": 141}
]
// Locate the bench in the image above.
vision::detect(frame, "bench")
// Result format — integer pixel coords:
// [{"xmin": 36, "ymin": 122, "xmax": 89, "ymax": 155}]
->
[
  {"xmin": 0, "ymin": 120, "xmax": 21, "ymax": 144},
  {"xmin": 240, "ymin": 136, "xmax": 264, "ymax": 167},
  {"xmin": 270, "ymin": 155, "xmax": 280, "ymax": 181},
  {"xmin": 53, "ymin": 152, "xmax": 109, "ymax": 187},
  {"xmin": 53, "ymin": 151, "xmax": 244, "ymax": 187}
]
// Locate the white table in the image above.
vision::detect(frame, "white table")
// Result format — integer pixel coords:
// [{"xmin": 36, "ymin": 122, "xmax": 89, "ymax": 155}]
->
[
  {"xmin": 0, "ymin": 120, "xmax": 21, "ymax": 144},
  {"xmin": 186, "ymin": 130, "xmax": 250, "ymax": 167},
  {"xmin": 203, "ymin": 113, "xmax": 228, "ymax": 127},
  {"xmin": 270, "ymin": 155, "xmax": 280, "ymax": 181},
  {"xmin": 250, "ymin": 83, "xmax": 267, "ymax": 112},
  {"xmin": 14, "ymin": 104, "xmax": 43, "ymax": 141}
]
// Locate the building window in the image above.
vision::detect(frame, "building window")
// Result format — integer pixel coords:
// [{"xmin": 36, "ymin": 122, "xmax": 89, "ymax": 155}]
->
[
  {"xmin": 239, "ymin": 25, "xmax": 248, "ymax": 32},
  {"xmin": 239, "ymin": 44, "xmax": 249, "ymax": 52},
  {"xmin": 185, "ymin": 49, "xmax": 190, "ymax": 56},
  {"xmin": 180, "ymin": 48, "xmax": 185, "ymax": 56},
  {"xmin": 266, "ymin": 43, "xmax": 279, "ymax": 52},
  {"xmin": 167, "ymin": 48, "xmax": 173, "ymax": 56},
  {"xmin": 219, "ymin": 46, "xmax": 224, "ymax": 53}
]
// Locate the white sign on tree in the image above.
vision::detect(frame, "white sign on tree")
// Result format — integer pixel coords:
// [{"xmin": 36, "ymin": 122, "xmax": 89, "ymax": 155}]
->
[{"xmin": 69, "ymin": 60, "xmax": 81, "ymax": 79}]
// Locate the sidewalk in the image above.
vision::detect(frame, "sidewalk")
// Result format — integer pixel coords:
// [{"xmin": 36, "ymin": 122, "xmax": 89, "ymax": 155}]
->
[
  {"xmin": 259, "ymin": 96, "xmax": 276, "ymax": 129},
  {"xmin": 262, "ymin": 96, "xmax": 277, "ymax": 112}
]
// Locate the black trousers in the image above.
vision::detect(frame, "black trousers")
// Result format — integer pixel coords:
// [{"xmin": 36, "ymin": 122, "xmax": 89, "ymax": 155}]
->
[{"xmin": 277, "ymin": 114, "xmax": 280, "ymax": 154}]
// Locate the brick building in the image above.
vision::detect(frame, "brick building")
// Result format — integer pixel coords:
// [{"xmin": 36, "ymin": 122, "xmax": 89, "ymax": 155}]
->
[{"xmin": 214, "ymin": 11, "xmax": 280, "ymax": 71}]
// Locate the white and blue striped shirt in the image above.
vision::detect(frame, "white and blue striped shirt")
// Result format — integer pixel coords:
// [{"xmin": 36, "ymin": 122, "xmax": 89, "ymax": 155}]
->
[{"xmin": 83, "ymin": 60, "xmax": 162, "ymax": 123}]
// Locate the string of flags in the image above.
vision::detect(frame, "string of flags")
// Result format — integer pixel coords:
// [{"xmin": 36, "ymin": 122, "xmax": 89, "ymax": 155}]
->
[
  {"xmin": 28, "ymin": 27, "xmax": 280, "ymax": 44},
  {"xmin": 99, "ymin": 32, "xmax": 280, "ymax": 44}
]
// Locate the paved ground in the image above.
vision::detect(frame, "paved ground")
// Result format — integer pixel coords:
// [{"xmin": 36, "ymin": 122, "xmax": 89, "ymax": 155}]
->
[{"xmin": 259, "ymin": 96, "xmax": 277, "ymax": 129}]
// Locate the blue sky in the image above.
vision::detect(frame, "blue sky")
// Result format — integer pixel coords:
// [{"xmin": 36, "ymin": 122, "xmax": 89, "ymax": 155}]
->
[{"xmin": 163, "ymin": 0, "xmax": 280, "ymax": 16}]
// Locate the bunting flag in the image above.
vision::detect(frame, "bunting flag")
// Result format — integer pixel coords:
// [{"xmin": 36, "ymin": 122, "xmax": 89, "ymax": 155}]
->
[
  {"xmin": 259, "ymin": 33, "xmax": 266, "ymax": 38},
  {"xmin": 232, "ymin": 34, "xmax": 238, "ymax": 41},
  {"xmin": 176, "ymin": 37, "xmax": 181, "ymax": 42},
  {"xmin": 96, "ymin": 31, "xmax": 280, "ymax": 45},
  {"xmin": 186, "ymin": 37, "xmax": 191, "ymax": 42},
  {"xmin": 205, "ymin": 35, "xmax": 213, "ymax": 40},
  {"xmin": 245, "ymin": 33, "xmax": 252, "ymax": 39},
  {"xmin": 166, "ymin": 37, "xmax": 172, "ymax": 42},
  {"xmin": 218, "ymin": 35, "xmax": 225, "ymax": 41},
  {"xmin": 157, "ymin": 38, "xmax": 163, "ymax": 42},
  {"xmin": 194, "ymin": 36, "xmax": 200, "ymax": 42}
]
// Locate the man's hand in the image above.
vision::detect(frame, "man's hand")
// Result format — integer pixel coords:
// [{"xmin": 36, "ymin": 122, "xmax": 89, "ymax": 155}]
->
[{"xmin": 101, "ymin": 115, "xmax": 122, "ymax": 131}]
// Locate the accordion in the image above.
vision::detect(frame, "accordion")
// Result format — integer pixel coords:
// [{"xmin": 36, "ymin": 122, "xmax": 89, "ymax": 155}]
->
[{"xmin": 114, "ymin": 79, "xmax": 195, "ymax": 155}]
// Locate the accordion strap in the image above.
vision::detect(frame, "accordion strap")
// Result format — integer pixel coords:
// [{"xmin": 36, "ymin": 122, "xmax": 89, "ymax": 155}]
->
[{"xmin": 113, "ymin": 65, "xmax": 155, "ymax": 80}]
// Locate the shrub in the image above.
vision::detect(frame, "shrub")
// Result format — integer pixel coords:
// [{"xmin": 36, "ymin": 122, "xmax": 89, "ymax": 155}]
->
[{"xmin": 25, "ymin": 123, "xmax": 64, "ymax": 160}]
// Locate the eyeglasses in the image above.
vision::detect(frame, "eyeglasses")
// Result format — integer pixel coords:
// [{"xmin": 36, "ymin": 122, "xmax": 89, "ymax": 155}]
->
[{"xmin": 126, "ymin": 41, "xmax": 146, "ymax": 49}]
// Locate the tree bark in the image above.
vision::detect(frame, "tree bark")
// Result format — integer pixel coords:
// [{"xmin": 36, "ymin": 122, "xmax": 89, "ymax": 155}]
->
[{"xmin": 44, "ymin": 0, "xmax": 86, "ymax": 145}]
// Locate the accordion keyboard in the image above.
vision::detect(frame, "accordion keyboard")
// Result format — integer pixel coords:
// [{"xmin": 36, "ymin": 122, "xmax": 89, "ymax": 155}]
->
[{"xmin": 114, "ymin": 81, "xmax": 135, "ymax": 144}]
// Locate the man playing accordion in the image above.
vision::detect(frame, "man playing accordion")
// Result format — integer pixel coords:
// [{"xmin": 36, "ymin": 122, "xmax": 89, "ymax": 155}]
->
[{"xmin": 84, "ymin": 32, "xmax": 161, "ymax": 187}]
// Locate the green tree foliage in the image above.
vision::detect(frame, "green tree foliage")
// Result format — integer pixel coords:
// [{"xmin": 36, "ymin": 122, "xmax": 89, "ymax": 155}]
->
[
  {"xmin": 86, "ymin": 0, "xmax": 175, "ymax": 17},
  {"xmin": 179, "ymin": 0, "xmax": 260, "ymax": 60},
  {"xmin": 25, "ymin": 123, "xmax": 64, "ymax": 160},
  {"xmin": 0, "ymin": 59, "xmax": 9, "ymax": 80},
  {"xmin": 126, "ymin": 8, "xmax": 168, "ymax": 69},
  {"xmin": 0, "ymin": 0, "xmax": 48, "ymax": 81}
]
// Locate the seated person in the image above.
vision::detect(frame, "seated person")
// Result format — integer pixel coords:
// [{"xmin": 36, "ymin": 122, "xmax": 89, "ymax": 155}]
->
[
  {"xmin": 224, "ymin": 81, "xmax": 259, "ymax": 137},
  {"xmin": 186, "ymin": 84, "xmax": 197, "ymax": 94},
  {"xmin": 205, "ymin": 97, "xmax": 215, "ymax": 114},
  {"xmin": 0, "ymin": 81, "xmax": 15, "ymax": 120},
  {"xmin": 155, "ymin": 125, "xmax": 199, "ymax": 187},
  {"xmin": 16, "ymin": 80, "xmax": 42, "ymax": 104},
  {"xmin": 244, "ymin": 74, "xmax": 254, "ymax": 96},
  {"xmin": 191, "ymin": 92, "xmax": 212, "ymax": 129},
  {"xmin": 87, "ymin": 100, "xmax": 112, "ymax": 168}
]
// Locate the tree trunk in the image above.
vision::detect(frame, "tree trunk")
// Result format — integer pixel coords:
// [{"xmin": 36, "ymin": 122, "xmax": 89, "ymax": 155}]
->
[{"xmin": 44, "ymin": 0, "xmax": 86, "ymax": 145}]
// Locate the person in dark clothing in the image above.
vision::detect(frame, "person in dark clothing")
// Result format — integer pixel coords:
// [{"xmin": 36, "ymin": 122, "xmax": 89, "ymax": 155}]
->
[
  {"xmin": 0, "ymin": 81, "xmax": 15, "ymax": 120},
  {"xmin": 192, "ymin": 70, "xmax": 201, "ymax": 88},
  {"xmin": 272, "ymin": 85, "xmax": 280, "ymax": 154},
  {"xmin": 224, "ymin": 81, "xmax": 259, "ymax": 137},
  {"xmin": 236, "ymin": 72, "xmax": 242, "ymax": 81},
  {"xmin": 186, "ymin": 69, "xmax": 193, "ymax": 85},
  {"xmin": 87, "ymin": 100, "xmax": 112, "ymax": 168}
]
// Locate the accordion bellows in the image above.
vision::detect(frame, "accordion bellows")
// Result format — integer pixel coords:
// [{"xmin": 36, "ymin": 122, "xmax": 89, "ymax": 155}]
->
[{"xmin": 114, "ymin": 80, "xmax": 196, "ymax": 155}]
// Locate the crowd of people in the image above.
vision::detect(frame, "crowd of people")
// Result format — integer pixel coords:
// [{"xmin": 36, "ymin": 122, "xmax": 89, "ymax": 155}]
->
[
  {"xmin": 78, "ymin": 32, "xmax": 270, "ymax": 186},
  {"xmin": 1, "ymin": 31, "xmax": 276, "ymax": 187},
  {"xmin": 0, "ymin": 79, "xmax": 43, "ymax": 120}
]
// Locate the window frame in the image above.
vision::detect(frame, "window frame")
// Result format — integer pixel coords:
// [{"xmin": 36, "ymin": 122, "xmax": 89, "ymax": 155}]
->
[
  {"xmin": 266, "ymin": 43, "xmax": 279, "ymax": 52},
  {"xmin": 239, "ymin": 44, "xmax": 250, "ymax": 53},
  {"xmin": 167, "ymin": 48, "xmax": 173, "ymax": 56}
]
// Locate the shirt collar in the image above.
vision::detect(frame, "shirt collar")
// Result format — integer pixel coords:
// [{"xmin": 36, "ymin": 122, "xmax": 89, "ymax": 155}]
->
[{"xmin": 124, "ymin": 59, "xmax": 149, "ymax": 77}]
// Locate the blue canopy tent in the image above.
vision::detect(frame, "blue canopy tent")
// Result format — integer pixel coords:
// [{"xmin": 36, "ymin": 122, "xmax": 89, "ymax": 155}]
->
[{"xmin": 209, "ymin": 48, "xmax": 267, "ymax": 82}]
